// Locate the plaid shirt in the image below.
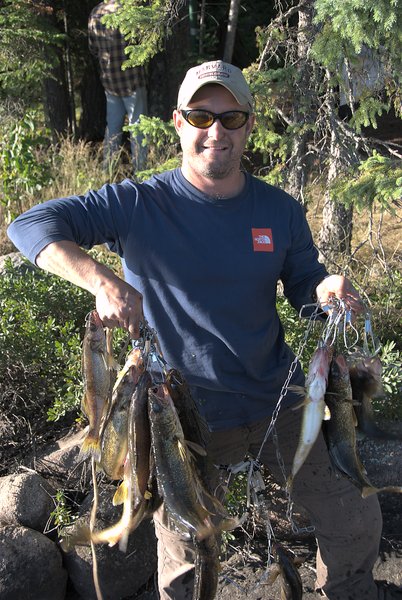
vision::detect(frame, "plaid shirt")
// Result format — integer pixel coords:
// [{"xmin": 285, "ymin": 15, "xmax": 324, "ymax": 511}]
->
[{"xmin": 88, "ymin": 1, "xmax": 145, "ymax": 96}]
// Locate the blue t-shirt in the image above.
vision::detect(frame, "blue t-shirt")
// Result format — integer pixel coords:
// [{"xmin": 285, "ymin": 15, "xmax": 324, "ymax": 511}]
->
[{"xmin": 8, "ymin": 169, "xmax": 327, "ymax": 430}]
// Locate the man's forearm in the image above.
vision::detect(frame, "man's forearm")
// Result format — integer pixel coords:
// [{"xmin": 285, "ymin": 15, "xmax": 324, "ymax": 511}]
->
[
  {"xmin": 35, "ymin": 240, "xmax": 118, "ymax": 296},
  {"xmin": 36, "ymin": 240, "xmax": 144, "ymax": 338}
]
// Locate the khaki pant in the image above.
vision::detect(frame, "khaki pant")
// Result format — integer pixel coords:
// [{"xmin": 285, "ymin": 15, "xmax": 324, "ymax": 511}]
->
[{"xmin": 153, "ymin": 406, "xmax": 382, "ymax": 600}]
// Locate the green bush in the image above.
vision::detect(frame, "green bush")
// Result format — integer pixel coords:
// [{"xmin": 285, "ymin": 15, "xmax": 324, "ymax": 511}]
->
[{"xmin": 0, "ymin": 257, "xmax": 93, "ymax": 467}]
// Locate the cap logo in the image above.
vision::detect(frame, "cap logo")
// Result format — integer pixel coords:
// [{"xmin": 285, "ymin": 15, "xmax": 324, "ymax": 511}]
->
[{"xmin": 199, "ymin": 71, "xmax": 230, "ymax": 80}]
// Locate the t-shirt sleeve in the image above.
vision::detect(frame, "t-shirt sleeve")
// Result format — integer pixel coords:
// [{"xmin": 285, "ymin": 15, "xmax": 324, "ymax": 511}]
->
[{"xmin": 7, "ymin": 180, "xmax": 137, "ymax": 265}]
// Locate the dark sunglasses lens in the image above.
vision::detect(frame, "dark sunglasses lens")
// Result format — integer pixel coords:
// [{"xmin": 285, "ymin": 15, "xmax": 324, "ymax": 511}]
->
[
  {"xmin": 220, "ymin": 111, "xmax": 249, "ymax": 129},
  {"xmin": 186, "ymin": 110, "xmax": 214, "ymax": 128}
]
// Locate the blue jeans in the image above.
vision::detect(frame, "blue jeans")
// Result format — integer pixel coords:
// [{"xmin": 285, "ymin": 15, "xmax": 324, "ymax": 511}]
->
[{"xmin": 104, "ymin": 87, "xmax": 147, "ymax": 171}]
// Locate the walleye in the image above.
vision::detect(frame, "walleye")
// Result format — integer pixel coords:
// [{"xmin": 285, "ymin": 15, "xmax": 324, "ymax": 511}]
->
[
  {"xmin": 61, "ymin": 453, "xmax": 147, "ymax": 552},
  {"xmin": 128, "ymin": 368, "xmax": 153, "ymax": 505},
  {"xmin": 80, "ymin": 310, "xmax": 112, "ymax": 460},
  {"xmin": 99, "ymin": 348, "xmax": 145, "ymax": 480},
  {"xmin": 288, "ymin": 344, "xmax": 333, "ymax": 485},
  {"xmin": 166, "ymin": 369, "xmax": 210, "ymax": 477},
  {"xmin": 267, "ymin": 543, "xmax": 303, "ymax": 600},
  {"xmin": 99, "ymin": 367, "xmax": 135, "ymax": 480},
  {"xmin": 323, "ymin": 352, "xmax": 402, "ymax": 498},
  {"xmin": 347, "ymin": 352, "xmax": 401, "ymax": 440},
  {"xmin": 148, "ymin": 383, "xmax": 214, "ymax": 538}
]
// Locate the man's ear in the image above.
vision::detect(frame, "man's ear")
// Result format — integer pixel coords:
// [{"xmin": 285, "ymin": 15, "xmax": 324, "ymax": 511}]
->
[{"xmin": 173, "ymin": 109, "xmax": 183, "ymax": 135}]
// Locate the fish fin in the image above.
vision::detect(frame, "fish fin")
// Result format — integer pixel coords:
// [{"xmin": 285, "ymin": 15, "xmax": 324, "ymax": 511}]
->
[
  {"xmin": 219, "ymin": 516, "xmax": 241, "ymax": 531},
  {"xmin": 113, "ymin": 480, "xmax": 128, "ymax": 506},
  {"xmin": 177, "ymin": 439, "xmax": 188, "ymax": 461},
  {"xmin": 288, "ymin": 384, "xmax": 306, "ymax": 397},
  {"xmin": 60, "ymin": 524, "xmax": 91, "ymax": 551},
  {"xmin": 361, "ymin": 486, "xmax": 379, "ymax": 498},
  {"xmin": 79, "ymin": 435, "xmax": 101, "ymax": 462},
  {"xmin": 323, "ymin": 405, "xmax": 331, "ymax": 420},
  {"xmin": 185, "ymin": 440, "xmax": 207, "ymax": 456},
  {"xmin": 266, "ymin": 565, "xmax": 281, "ymax": 584}
]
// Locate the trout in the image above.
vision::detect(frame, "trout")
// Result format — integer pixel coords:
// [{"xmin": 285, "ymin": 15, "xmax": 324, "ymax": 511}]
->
[
  {"xmin": 267, "ymin": 543, "xmax": 303, "ymax": 600},
  {"xmin": 323, "ymin": 353, "xmax": 402, "ymax": 498},
  {"xmin": 80, "ymin": 310, "xmax": 112, "ymax": 460},
  {"xmin": 348, "ymin": 352, "xmax": 401, "ymax": 439},
  {"xmin": 288, "ymin": 344, "xmax": 333, "ymax": 484}
]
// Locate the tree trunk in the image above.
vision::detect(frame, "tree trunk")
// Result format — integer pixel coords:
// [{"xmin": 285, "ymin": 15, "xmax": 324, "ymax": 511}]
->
[
  {"xmin": 79, "ymin": 59, "xmax": 106, "ymax": 142},
  {"xmin": 318, "ymin": 106, "xmax": 354, "ymax": 269},
  {"xmin": 286, "ymin": 2, "xmax": 314, "ymax": 203},
  {"xmin": 223, "ymin": 0, "xmax": 240, "ymax": 63},
  {"xmin": 42, "ymin": 48, "xmax": 71, "ymax": 142}
]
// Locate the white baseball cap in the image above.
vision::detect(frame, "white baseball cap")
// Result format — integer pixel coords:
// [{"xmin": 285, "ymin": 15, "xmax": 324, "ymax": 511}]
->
[{"xmin": 177, "ymin": 60, "xmax": 254, "ymax": 109}]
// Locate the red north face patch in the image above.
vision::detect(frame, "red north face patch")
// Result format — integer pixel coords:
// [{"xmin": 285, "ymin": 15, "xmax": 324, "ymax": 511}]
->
[{"xmin": 252, "ymin": 228, "xmax": 274, "ymax": 252}]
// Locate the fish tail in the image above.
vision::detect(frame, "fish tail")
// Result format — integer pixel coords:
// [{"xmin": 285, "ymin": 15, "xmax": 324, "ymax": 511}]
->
[
  {"xmin": 80, "ymin": 434, "xmax": 101, "ymax": 462},
  {"xmin": 113, "ymin": 480, "xmax": 129, "ymax": 506},
  {"xmin": 60, "ymin": 524, "xmax": 91, "ymax": 551}
]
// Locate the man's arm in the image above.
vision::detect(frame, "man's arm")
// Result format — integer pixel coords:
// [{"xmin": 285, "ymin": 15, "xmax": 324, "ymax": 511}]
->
[{"xmin": 36, "ymin": 240, "xmax": 143, "ymax": 338}]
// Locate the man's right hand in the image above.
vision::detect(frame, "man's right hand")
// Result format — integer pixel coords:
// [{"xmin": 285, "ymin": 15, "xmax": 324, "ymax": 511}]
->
[
  {"xmin": 95, "ymin": 277, "xmax": 143, "ymax": 339},
  {"xmin": 36, "ymin": 240, "xmax": 144, "ymax": 338}
]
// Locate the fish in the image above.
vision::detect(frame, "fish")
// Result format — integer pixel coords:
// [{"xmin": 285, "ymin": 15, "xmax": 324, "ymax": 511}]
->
[
  {"xmin": 165, "ymin": 369, "xmax": 210, "ymax": 477},
  {"xmin": 128, "ymin": 368, "xmax": 153, "ymax": 506},
  {"xmin": 80, "ymin": 310, "xmax": 112, "ymax": 460},
  {"xmin": 267, "ymin": 543, "xmax": 303, "ymax": 600},
  {"xmin": 148, "ymin": 384, "xmax": 236, "ymax": 540},
  {"xmin": 99, "ymin": 366, "xmax": 136, "ymax": 480},
  {"xmin": 193, "ymin": 534, "xmax": 220, "ymax": 600},
  {"xmin": 347, "ymin": 352, "xmax": 402, "ymax": 439},
  {"xmin": 288, "ymin": 344, "xmax": 333, "ymax": 485},
  {"xmin": 322, "ymin": 352, "xmax": 402, "ymax": 498},
  {"xmin": 98, "ymin": 347, "xmax": 146, "ymax": 480},
  {"xmin": 148, "ymin": 383, "xmax": 214, "ymax": 538},
  {"xmin": 61, "ymin": 453, "xmax": 147, "ymax": 552}
]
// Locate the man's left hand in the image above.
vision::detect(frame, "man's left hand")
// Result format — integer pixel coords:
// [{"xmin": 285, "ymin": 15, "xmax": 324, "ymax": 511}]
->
[{"xmin": 315, "ymin": 274, "xmax": 365, "ymax": 315}]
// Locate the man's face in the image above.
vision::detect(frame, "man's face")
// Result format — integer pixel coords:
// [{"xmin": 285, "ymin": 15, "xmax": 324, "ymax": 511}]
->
[{"xmin": 173, "ymin": 84, "xmax": 255, "ymax": 183}]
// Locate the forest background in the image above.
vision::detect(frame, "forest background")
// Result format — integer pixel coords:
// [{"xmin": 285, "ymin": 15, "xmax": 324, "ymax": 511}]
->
[{"xmin": 0, "ymin": 0, "xmax": 401, "ymax": 473}]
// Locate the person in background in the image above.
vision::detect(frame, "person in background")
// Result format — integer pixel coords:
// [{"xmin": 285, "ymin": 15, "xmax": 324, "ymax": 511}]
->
[
  {"xmin": 88, "ymin": 0, "xmax": 147, "ymax": 171},
  {"xmin": 8, "ymin": 60, "xmax": 393, "ymax": 599}
]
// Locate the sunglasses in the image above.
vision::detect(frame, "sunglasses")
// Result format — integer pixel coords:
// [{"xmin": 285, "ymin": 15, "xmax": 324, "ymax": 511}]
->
[{"xmin": 180, "ymin": 109, "xmax": 250, "ymax": 130}]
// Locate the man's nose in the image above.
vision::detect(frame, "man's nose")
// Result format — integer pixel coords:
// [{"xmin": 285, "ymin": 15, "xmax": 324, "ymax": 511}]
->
[{"xmin": 206, "ymin": 119, "xmax": 226, "ymax": 138}]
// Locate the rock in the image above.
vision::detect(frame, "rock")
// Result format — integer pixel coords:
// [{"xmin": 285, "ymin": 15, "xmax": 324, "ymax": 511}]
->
[
  {"xmin": 34, "ymin": 428, "xmax": 90, "ymax": 488},
  {"xmin": 0, "ymin": 472, "xmax": 56, "ymax": 532},
  {"xmin": 62, "ymin": 485, "xmax": 157, "ymax": 599},
  {"xmin": 0, "ymin": 252, "xmax": 36, "ymax": 276},
  {"xmin": 0, "ymin": 524, "xmax": 67, "ymax": 600}
]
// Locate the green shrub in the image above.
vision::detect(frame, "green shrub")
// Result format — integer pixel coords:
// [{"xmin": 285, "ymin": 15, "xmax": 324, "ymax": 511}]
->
[{"xmin": 0, "ymin": 257, "xmax": 93, "ymax": 468}]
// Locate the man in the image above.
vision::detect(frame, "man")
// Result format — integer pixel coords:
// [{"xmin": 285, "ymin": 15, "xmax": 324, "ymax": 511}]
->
[
  {"xmin": 8, "ymin": 61, "xmax": 385, "ymax": 599},
  {"xmin": 88, "ymin": 0, "xmax": 147, "ymax": 171}
]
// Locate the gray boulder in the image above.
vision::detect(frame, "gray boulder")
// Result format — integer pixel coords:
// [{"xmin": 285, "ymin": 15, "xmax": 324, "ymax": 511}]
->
[
  {"xmin": 62, "ymin": 485, "xmax": 157, "ymax": 599},
  {"xmin": 0, "ymin": 251, "xmax": 36, "ymax": 276},
  {"xmin": 0, "ymin": 524, "xmax": 67, "ymax": 600},
  {"xmin": 0, "ymin": 472, "xmax": 56, "ymax": 532}
]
